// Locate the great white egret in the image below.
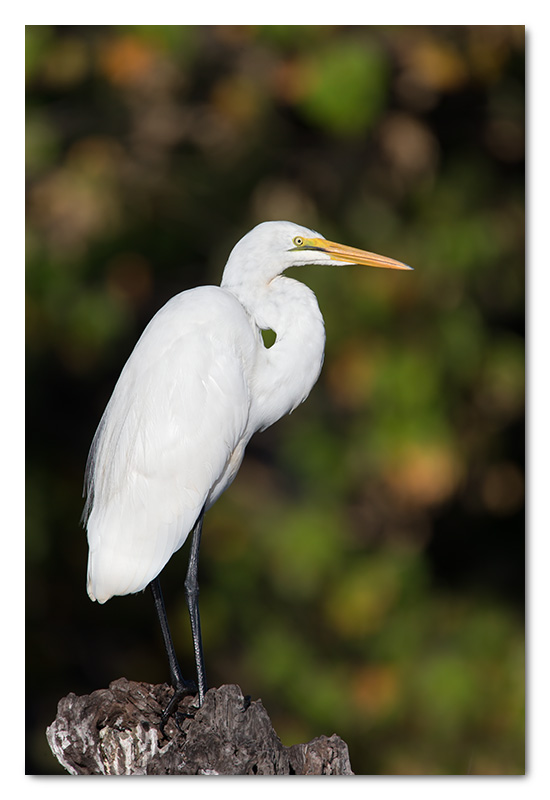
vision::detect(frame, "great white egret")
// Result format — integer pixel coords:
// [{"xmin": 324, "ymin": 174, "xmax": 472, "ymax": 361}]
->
[{"xmin": 84, "ymin": 220, "xmax": 411, "ymax": 721}]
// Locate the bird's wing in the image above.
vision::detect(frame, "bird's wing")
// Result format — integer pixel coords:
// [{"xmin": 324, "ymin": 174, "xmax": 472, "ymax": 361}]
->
[{"xmin": 85, "ymin": 287, "xmax": 257, "ymax": 603}]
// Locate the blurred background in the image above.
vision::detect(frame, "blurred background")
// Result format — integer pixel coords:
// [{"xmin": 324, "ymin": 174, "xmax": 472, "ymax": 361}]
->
[{"xmin": 26, "ymin": 25, "xmax": 524, "ymax": 775}]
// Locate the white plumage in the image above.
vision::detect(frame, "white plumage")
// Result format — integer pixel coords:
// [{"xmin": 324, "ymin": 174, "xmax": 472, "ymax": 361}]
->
[
  {"xmin": 84, "ymin": 220, "xmax": 410, "ymax": 605},
  {"xmin": 84, "ymin": 288, "xmax": 255, "ymax": 602}
]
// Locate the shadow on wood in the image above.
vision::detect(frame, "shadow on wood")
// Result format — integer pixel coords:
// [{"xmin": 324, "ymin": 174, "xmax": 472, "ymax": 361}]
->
[{"xmin": 46, "ymin": 679, "xmax": 354, "ymax": 775}]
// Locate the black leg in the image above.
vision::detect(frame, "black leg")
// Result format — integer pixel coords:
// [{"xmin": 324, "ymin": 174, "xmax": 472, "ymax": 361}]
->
[
  {"xmin": 184, "ymin": 510, "xmax": 208, "ymax": 706},
  {"xmin": 150, "ymin": 577, "xmax": 196, "ymax": 726},
  {"xmin": 150, "ymin": 577, "xmax": 193, "ymax": 689},
  {"xmin": 149, "ymin": 509, "xmax": 208, "ymax": 727}
]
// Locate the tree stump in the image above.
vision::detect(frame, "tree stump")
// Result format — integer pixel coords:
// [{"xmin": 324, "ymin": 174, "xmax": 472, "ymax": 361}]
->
[{"xmin": 46, "ymin": 679, "xmax": 354, "ymax": 775}]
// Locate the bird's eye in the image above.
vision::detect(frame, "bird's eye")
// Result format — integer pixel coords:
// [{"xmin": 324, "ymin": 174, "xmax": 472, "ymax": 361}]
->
[{"xmin": 293, "ymin": 236, "xmax": 304, "ymax": 247}]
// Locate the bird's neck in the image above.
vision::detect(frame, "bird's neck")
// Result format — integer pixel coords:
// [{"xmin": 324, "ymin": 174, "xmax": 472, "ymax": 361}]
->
[{"xmin": 229, "ymin": 275, "xmax": 326, "ymax": 432}]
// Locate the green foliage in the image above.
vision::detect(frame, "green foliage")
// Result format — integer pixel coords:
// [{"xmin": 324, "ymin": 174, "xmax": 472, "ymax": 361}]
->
[
  {"xmin": 295, "ymin": 39, "xmax": 389, "ymax": 136},
  {"xmin": 26, "ymin": 25, "xmax": 524, "ymax": 775}
]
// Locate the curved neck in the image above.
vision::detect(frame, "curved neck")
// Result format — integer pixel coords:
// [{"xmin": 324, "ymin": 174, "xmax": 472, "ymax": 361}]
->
[{"xmin": 227, "ymin": 275, "xmax": 326, "ymax": 432}]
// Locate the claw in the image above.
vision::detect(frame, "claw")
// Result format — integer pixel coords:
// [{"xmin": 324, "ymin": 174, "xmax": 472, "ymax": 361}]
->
[{"xmin": 159, "ymin": 679, "xmax": 198, "ymax": 734}]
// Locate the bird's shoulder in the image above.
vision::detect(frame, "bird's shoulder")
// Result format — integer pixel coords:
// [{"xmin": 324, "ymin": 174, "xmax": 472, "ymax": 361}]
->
[
  {"xmin": 152, "ymin": 284, "xmax": 250, "ymax": 328},
  {"xmin": 131, "ymin": 285, "xmax": 256, "ymax": 361}
]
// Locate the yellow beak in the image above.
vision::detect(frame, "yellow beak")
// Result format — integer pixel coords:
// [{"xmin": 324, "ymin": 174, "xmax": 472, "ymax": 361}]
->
[{"xmin": 310, "ymin": 237, "xmax": 412, "ymax": 271}]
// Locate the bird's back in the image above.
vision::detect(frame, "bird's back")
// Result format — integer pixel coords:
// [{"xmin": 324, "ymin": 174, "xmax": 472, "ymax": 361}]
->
[{"xmin": 85, "ymin": 286, "xmax": 258, "ymax": 603}]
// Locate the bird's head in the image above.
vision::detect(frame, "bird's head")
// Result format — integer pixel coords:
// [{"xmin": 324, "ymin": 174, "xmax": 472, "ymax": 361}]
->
[{"xmin": 221, "ymin": 220, "xmax": 412, "ymax": 291}]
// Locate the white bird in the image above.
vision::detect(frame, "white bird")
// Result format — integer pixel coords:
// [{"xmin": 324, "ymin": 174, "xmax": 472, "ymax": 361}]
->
[{"xmin": 83, "ymin": 220, "xmax": 411, "ymax": 718}]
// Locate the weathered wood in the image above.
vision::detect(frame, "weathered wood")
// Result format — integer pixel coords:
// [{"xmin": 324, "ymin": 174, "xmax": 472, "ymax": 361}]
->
[{"xmin": 46, "ymin": 679, "xmax": 354, "ymax": 775}]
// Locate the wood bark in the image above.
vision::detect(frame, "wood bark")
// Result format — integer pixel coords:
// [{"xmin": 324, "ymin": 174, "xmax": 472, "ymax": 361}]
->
[{"xmin": 46, "ymin": 679, "xmax": 354, "ymax": 775}]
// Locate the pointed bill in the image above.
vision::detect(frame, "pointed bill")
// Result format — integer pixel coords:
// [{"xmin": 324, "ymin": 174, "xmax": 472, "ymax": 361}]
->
[{"xmin": 311, "ymin": 237, "xmax": 413, "ymax": 271}]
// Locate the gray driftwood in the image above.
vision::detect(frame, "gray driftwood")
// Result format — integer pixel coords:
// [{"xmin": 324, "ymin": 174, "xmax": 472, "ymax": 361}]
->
[{"xmin": 46, "ymin": 679, "xmax": 354, "ymax": 775}]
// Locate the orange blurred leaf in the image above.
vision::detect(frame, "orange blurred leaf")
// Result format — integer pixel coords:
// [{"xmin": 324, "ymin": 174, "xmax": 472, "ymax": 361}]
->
[{"xmin": 99, "ymin": 34, "xmax": 157, "ymax": 86}]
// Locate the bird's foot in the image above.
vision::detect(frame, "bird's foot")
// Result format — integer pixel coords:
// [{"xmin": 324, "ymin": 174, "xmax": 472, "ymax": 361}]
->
[{"xmin": 159, "ymin": 678, "xmax": 198, "ymax": 734}]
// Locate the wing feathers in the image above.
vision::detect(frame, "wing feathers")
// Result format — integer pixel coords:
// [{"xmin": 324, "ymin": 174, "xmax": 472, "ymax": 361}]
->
[{"xmin": 86, "ymin": 287, "xmax": 256, "ymax": 602}]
